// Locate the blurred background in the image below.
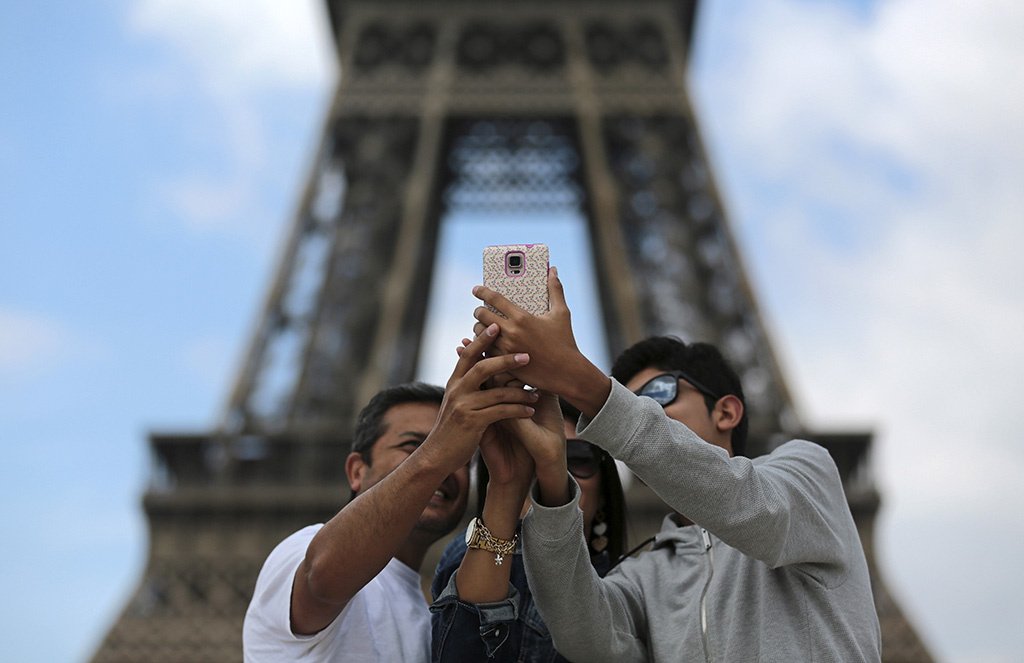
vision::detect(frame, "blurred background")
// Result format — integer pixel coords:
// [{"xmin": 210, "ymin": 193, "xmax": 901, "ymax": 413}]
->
[{"xmin": 2, "ymin": 1, "xmax": 1022, "ymax": 661}]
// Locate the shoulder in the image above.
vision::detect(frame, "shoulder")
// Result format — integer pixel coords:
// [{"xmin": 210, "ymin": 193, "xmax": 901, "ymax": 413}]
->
[
  {"xmin": 278, "ymin": 524, "xmax": 324, "ymax": 551},
  {"xmin": 761, "ymin": 440, "xmax": 839, "ymax": 476},
  {"xmin": 248, "ymin": 524, "xmax": 324, "ymax": 613},
  {"xmin": 244, "ymin": 525, "xmax": 326, "ymax": 654},
  {"xmin": 769, "ymin": 438, "xmax": 829, "ymax": 458},
  {"xmin": 752, "ymin": 440, "xmax": 851, "ymax": 514},
  {"xmin": 605, "ymin": 539, "xmax": 669, "ymax": 581},
  {"xmin": 763, "ymin": 440, "xmax": 856, "ymax": 528},
  {"xmin": 260, "ymin": 524, "xmax": 323, "ymax": 578}
]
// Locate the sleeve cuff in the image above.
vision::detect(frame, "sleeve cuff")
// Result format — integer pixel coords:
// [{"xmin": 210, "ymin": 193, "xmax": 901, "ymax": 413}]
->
[
  {"xmin": 430, "ymin": 569, "xmax": 521, "ymax": 624},
  {"xmin": 525, "ymin": 475, "xmax": 584, "ymax": 542}
]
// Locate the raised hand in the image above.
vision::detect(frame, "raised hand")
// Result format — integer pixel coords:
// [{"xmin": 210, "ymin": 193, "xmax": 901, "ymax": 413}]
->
[
  {"xmin": 457, "ymin": 334, "xmax": 564, "ymax": 474},
  {"xmin": 501, "ymin": 390, "xmax": 571, "ymax": 507},
  {"xmin": 471, "ymin": 268, "xmax": 611, "ymax": 418},
  {"xmin": 471, "ymin": 267, "xmax": 577, "ymax": 392},
  {"xmin": 479, "ymin": 420, "xmax": 535, "ymax": 488},
  {"xmin": 422, "ymin": 323, "xmax": 540, "ymax": 473},
  {"xmin": 500, "ymin": 390, "xmax": 564, "ymax": 469}
]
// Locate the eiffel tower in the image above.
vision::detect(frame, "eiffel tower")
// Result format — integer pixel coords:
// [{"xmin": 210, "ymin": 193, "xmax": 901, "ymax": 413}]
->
[{"xmin": 91, "ymin": 1, "xmax": 934, "ymax": 660}]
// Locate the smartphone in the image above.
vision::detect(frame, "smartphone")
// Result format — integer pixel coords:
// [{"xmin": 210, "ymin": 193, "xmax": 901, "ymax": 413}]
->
[{"xmin": 482, "ymin": 244, "xmax": 550, "ymax": 315}]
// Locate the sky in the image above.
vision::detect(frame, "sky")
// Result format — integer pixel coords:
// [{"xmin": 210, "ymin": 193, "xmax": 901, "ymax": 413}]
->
[{"xmin": 2, "ymin": 1, "xmax": 1022, "ymax": 661}]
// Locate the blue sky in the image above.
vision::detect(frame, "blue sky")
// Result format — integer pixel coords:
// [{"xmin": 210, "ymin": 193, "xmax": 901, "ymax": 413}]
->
[{"xmin": 3, "ymin": 1, "xmax": 1023, "ymax": 661}]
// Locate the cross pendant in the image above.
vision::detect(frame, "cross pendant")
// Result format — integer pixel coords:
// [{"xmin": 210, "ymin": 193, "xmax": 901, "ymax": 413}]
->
[{"xmin": 494, "ymin": 553, "xmax": 504, "ymax": 565}]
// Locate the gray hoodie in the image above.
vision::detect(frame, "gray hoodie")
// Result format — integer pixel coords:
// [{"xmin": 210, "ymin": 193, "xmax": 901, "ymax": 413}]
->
[{"xmin": 522, "ymin": 380, "xmax": 881, "ymax": 662}]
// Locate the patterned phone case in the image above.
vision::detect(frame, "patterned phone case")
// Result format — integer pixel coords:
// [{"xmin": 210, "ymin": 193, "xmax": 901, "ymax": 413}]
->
[{"xmin": 482, "ymin": 244, "xmax": 550, "ymax": 315}]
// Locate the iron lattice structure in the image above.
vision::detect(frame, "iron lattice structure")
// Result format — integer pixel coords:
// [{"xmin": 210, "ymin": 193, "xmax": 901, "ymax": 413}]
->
[{"xmin": 91, "ymin": 1, "xmax": 933, "ymax": 660}]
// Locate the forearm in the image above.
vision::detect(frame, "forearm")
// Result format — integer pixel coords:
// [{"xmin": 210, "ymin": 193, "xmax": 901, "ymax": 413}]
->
[
  {"xmin": 556, "ymin": 356, "xmax": 612, "ymax": 420},
  {"xmin": 300, "ymin": 446, "xmax": 449, "ymax": 605},
  {"xmin": 534, "ymin": 464, "xmax": 571, "ymax": 508},
  {"xmin": 582, "ymin": 381, "xmax": 851, "ymax": 567},
  {"xmin": 580, "ymin": 380, "xmax": 755, "ymax": 525},
  {"xmin": 454, "ymin": 485, "xmax": 523, "ymax": 603},
  {"xmin": 523, "ymin": 482, "xmax": 646, "ymax": 662}
]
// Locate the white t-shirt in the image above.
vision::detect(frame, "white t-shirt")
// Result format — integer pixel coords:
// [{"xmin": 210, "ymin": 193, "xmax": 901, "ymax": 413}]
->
[{"xmin": 243, "ymin": 524, "xmax": 431, "ymax": 662}]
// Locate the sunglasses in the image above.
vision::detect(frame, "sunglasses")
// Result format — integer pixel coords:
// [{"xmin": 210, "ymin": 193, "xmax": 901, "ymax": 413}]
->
[
  {"xmin": 635, "ymin": 370, "xmax": 722, "ymax": 407},
  {"xmin": 566, "ymin": 438, "xmax": 600, "ymax": 480}
]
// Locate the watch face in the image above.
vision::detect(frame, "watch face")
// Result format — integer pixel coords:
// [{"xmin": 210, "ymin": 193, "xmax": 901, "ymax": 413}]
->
[{"xmin": 465, "ymin": 517, "xmax": 477, "ymax": 545}]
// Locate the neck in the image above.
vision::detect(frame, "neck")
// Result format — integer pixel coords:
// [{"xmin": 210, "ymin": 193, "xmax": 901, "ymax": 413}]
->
[{"xmin": 394, "ymin": 529, "xmax": 436, "ymax": 571}]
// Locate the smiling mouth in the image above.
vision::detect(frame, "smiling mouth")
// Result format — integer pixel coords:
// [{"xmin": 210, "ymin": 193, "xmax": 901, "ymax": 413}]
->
[{"xmin": 431, "ymin": 477, "xmax": 459, "ymax": 503}]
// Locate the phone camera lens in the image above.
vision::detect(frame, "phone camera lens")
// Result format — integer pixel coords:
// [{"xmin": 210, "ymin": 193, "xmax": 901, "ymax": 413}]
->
[{"xmin": 509, "ymin": 255, "xmax": 523, "ymax": 267}]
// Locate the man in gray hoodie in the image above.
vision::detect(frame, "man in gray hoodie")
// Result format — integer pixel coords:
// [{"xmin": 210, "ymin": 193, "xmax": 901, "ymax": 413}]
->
[{"xmin": 471, "ymin": 269, "xmax": 881, "ymax": 662}]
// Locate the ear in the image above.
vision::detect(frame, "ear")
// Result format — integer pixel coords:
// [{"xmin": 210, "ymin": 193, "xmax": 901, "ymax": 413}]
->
[
  {"xmin": 713, "ymin": 395, "xmax": 744, "ymax": 453},
  {"xmin": 345, "ymin": 452, "xmax": 368, "ymax": 495}
]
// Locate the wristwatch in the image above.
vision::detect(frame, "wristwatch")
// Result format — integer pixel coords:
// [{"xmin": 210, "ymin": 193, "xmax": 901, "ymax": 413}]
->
[{"xmin": 465, "ymin": 517, "xmax": 518, "ymax": 566}]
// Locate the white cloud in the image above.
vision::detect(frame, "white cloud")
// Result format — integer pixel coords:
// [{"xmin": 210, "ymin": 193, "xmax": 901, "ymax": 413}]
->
[
  {"xmin": 159, "ymin": 177, "xmax": 249, "ymax": 229},
  {"xmin": 0, "ymin": 310, "xmax": 77, "ymax": 378},
  {"xmin": 126, "ymin": 0, "xmax": 334, "ymax": 94},
  {"xmin": 866, "ymin": 0, "xmax": 1024, "ymax": 172},
  {"xmin": 697, "ymin": 0, "xmax": 1024, "ymax": 231},
  {"xmin": 122, "ymin": 0, "xmax": 336, "ymax": 236},
  {"xmin": 152, "ymin": 92, "xmax": 277, "ymax": 236},
  {"xmin": 693, "ymin": 1, "xmax": 1024, "ymax": 660}
]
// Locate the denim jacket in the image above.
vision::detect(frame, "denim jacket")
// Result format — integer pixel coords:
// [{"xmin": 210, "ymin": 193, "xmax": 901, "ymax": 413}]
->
[{"xmin": 430, "ymin": 524, "xmax": 609, "ymax": 663}]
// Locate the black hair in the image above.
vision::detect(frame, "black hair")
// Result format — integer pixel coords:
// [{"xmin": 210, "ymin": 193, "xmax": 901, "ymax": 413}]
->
[
  {"xmin": 351, "ymin": 382, "xmax": 445, "ymax": 465},
  {"xmin": 611, "ymin": 336, "xmax": 749, "ymax": 457},
  {"xmin": 473, "ymin": 398, "xmax": 628, "ymax": 564}
]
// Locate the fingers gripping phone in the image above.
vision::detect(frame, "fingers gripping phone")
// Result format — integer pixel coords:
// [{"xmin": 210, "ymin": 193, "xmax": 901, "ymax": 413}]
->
[{"xmin": 482, "ymin": 244, "xmax": 549, "ymax": 316}]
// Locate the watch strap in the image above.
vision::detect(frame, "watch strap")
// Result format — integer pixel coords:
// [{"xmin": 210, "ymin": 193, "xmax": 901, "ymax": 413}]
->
[{"xmin": 467, "ymin": 517, "xmax": 517, "ymax": 565}]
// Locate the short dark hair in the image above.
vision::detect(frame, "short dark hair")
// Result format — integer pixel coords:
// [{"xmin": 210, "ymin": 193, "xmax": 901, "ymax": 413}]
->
[
  {"xmin": 351, "ymin": 382, "xmax": 444, "ymax": 464},
  {"xmin": 611, "ymin": 337, "xmax": 749, "ymax": 457}
]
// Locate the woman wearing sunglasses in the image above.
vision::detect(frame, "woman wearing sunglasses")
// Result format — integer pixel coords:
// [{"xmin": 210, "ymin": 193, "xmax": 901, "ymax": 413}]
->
[{"xmin": 430, "ymin": 398, "xmax": 627, "ymax": 663}]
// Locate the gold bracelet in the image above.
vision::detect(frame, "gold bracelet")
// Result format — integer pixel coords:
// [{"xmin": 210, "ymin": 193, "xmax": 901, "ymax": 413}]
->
[{"xmin": 465, "ymin": 517, "xmax": 518, "ymax": 565}]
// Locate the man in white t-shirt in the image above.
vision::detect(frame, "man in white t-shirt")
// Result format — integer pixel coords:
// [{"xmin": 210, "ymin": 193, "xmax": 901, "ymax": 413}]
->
[{"xmin": 244, "ymin": 326, "xmax": 539, "ymax": 662}]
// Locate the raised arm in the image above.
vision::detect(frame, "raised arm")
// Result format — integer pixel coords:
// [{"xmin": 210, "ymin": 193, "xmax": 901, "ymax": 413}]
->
[
  {"xmin": 431, "ymin": 387, "xmax": 566, "ymax": 655},
  {"xmin": 522, "ymin": 480, "xmax": 649, "ymax": 663},
  {"xmin": 581, "ymin": 381, "xmax": 857, "ymax": 573},
  {"xmin": 291, "ymin": 326, "xmax": 540, "ymax": 635},
  {"xmin": 450, "ymin": 420, "xmax": 536, "ymax": 604},
  {"xmin": 429, "ymin": 420, "xmax": 537, "ymax": 663},
  {"xmin": 514, "ymin": 391, "xmax": 649, "ymax": 662}
]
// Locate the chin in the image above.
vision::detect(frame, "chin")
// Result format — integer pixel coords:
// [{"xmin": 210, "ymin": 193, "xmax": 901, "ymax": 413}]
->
[{"xmin": 416, "ymin": 506, "xmax": 464, "ymax": 537}]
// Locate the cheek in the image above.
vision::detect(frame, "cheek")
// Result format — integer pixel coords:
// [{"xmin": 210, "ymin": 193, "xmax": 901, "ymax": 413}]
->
[{"xmin": 665, "ymin": 402, "xmax": 708, "ymax": 436}]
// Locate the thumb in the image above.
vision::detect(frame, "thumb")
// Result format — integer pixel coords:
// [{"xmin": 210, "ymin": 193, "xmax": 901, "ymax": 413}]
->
[{"xmin": 548, "ymin": 266, "xmax": 567, "ymax": 311}]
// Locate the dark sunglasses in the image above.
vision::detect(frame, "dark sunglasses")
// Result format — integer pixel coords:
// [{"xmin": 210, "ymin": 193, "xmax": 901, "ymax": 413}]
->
[
  {"xmin": 566, "ymin": 439, "xmax": 600, "ymax": 480},
  {"xmin": 635, "ymin": 370, "xmax": 722, "ymax": 407}
]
